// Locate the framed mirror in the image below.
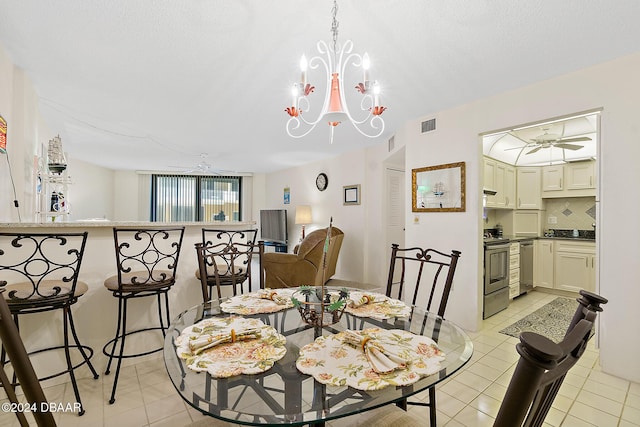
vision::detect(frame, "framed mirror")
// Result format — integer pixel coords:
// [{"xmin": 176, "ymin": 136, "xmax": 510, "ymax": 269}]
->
[{"xmin": 412, "ymin": 162, "xmax": 465, "ymax": 212}]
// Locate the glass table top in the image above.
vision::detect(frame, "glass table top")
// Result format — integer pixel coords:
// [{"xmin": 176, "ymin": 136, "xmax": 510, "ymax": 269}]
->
[{"xmin": 163, "ymin": 288, "xmax": 473, "ymax": 426}]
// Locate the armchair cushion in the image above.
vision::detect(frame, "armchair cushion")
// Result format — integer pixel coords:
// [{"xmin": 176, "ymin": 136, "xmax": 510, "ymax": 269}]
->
[{"xmin": 263, "ymin": 226, "xmax": 343, "ymax": 289}]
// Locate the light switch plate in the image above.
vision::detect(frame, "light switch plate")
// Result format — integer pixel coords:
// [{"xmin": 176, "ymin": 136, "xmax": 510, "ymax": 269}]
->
[{"xmin": 548, "ymin": 216, "xmax": 557, "ymax": 224}]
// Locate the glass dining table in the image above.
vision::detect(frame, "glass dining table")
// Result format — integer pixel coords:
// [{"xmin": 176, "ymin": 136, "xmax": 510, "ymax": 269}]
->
[{"xmin": 163, "ymin": 288, "xmax": 474, "ymax": 426}]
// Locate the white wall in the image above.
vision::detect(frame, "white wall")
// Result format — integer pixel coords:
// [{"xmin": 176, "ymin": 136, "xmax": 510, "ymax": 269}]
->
[
  {"xmin": 395, "ymin": 53, "xmax": 640, "ymax": 382},
  {"xmin": 0, "ymin": 45, "xmax": 53, "ymax": 223},
  {"xmin": 68, "ymin": 157, "xmax": 115, "ymax": 220}
]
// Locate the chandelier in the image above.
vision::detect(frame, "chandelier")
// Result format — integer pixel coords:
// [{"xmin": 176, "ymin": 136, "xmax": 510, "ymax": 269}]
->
[{"xmin": 285, "ymin": 0, "xmax": 386, "ymax": 142}]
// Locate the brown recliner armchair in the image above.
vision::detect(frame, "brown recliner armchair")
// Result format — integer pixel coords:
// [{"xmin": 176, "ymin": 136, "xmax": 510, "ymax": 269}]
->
[{"xmin": 263, "ymin": 227, "xmax": 344, "ymax": 289}]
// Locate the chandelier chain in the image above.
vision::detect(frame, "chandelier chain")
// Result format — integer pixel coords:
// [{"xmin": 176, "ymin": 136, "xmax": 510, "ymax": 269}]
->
[{"xmin": 330, "ymin": 0, "xmax": 339, "ymax": 66}]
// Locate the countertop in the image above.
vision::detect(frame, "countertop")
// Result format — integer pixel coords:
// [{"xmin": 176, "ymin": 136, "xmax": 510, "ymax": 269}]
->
[
  {"xmin": 1, "ymin": 221, "xmax": 256, "ymax": 228},
  {"xmin": 484, "ymin": 235, "xmax": 595, "ymax": 246}
]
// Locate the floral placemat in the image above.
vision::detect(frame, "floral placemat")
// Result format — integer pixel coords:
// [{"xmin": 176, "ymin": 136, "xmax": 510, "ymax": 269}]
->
[
  {"xmin": 296, "ymin": 328, "xmax": 445, "ymax": 391},
  {"xmin": 220, "ymin": 288, "xmax": 296, "ymax": 315},
  {"xmin": 344, "ymin": 291, "xmax": 411, "ymax": 320},
  {"xmin": 175, "ymin": 316, "xmax": 287, "ymax": 377}
]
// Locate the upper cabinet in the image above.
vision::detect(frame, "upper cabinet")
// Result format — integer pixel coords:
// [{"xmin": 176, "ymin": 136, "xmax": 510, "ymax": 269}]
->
[
  {"xmin": 542, "ymin": 165, "xmax": 564, "ymax": 192},
  {"xmin": 517, "ymin": 167, "xmax": 542, "ymax": 209},
  {"xmin": 542, "ymin": 160, "xmax": 596, "ymax": 198},
  {"xmin": 484, "ymin": 157, "xmax": 516, "ymax": 209},
  {"xmin": 566, "ymin": 161, "xmax": 596, "ymax": 190}
]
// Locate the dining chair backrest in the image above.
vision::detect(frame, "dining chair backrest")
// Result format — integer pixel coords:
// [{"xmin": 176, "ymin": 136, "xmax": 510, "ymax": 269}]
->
[
  {"xmin": 195, "ymin": 238, "xmax": 264, "ymax": 301},
  {"xmin": 112, "ymin": 227, "xmax": 185, "ymax": 292},
  {"xmin": 0, "ymin": 232, "xmax": 88, "ymax": 312},
  {"xmin": 385, "ymin": 244, "xmax": 461, "ymax": 318},
  {"xmin": 493, "ymin": 290, "xmax": 607, "ymax": 427}
]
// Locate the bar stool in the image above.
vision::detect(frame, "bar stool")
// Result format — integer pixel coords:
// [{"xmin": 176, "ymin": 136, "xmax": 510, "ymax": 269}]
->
[
  {"xmin": 0, "ymin": 232, "xmax": 99, "ymax": 416},
  {"xmin": 103, "ymin": 227, "xmax": 185, "ymax": 404}
]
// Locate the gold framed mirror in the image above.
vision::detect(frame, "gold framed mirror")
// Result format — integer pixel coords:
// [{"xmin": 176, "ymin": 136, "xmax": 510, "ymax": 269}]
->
[{"xmin": 412, "ymin": 162, "xmax": 466, "ymax": 212}]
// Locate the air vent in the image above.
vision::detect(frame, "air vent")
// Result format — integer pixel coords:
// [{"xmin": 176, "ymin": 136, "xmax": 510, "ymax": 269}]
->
[
  {"xmin": 388, "ymin": 135, "xmax": 395, "ymax": 152},
  {"xmin": 421, "ymin": 118, "xmax": 436, "ymax": 133}
]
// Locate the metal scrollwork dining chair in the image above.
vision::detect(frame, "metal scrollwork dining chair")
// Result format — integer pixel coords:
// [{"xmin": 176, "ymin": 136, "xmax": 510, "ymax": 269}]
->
[
  {"xmin": 385, "ymin": 244, "xmax": 462, "ymax": 425},
  {"xmin": 0, "ymin": 232, "xmax": 99, "ymax": 416},
  {"xmin": 196, "ymin": 228, "xmax": 263, "ymax": 302},
  {"xmin": 195, "ymin": 231, "xmax": 264, "ymax": 302},
  {"xmin": 103, "ymin": 227, "xmax": 185, "ymax": 404}
]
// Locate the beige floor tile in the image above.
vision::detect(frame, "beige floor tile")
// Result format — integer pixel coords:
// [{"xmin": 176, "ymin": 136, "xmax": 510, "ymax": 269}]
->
[
  {"xmin": 439, "ymin": 379, "xmax": 482, "ymax": 404},
  {"xmin": 104, "ymin": 405, "xmax": 149, "ymax": 427},
  {"xmin": 576, "ymin": 389, "xmax": 622, "ymax": 417},
  {"xmin": 451, "ymin": 405, "xmax": 495, "ymax": 427},
  {"xmin": 582, "ymin": 378, "xmax": 628, "ymax": 403},
  {"xmin": 145, "ymin": 394, "xmax": 190, "ymax": 424},
  {"xmin": 568, "ymin": 401, "xmax": 619, "ymax": 427},
  {"xmin": 622, "ymin": 405, "xmax": 640, "ymax": 424},
  {"xmin": 544, "ymin": 407, "xmax": 567, "ymax": 427},
  {"xmin": 560, "ymin": 414, "xmax": 597, "ymax": 426},
  {"xmin": 469, "ymin": 393, "xmax": 501, "ymax": 418}
]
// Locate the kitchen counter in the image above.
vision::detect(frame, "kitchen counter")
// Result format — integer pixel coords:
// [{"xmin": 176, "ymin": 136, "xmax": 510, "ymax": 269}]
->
[{"xmin": 484, "ymin": 235, "xmax": 595, "ymax": 246}]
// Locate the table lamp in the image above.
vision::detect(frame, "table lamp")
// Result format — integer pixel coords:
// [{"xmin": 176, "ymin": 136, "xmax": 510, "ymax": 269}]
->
[{"xmin": 295, "ymin": 205, "xmax": 312, "ymax": 240}]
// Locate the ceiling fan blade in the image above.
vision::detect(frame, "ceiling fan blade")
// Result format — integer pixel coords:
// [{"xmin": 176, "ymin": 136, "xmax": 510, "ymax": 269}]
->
[
  {"xmin": 555, "ymin": 143, "xmax": 583, "ymax": 150},
  {"xmin": 504, "ymin": 145, "xmax": 529, "ymax": 151},
  {"xmin": 559, "ymin": 136, "xmax": 591, "ymax": 143},
  {"xmin": 526, "ymin": 146, "xmax": 543, "ymax": 155}
]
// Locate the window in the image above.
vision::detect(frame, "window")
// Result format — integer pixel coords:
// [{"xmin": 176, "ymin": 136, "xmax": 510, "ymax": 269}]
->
[{"xmin": 151, "ymin": 175, "xmax": 242, "ymax": 222}]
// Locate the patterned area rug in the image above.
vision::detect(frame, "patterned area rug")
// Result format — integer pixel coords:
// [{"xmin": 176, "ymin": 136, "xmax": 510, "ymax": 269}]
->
[{"xmin": 499, "ymin": 297, "xmax": 578, "ymax": 343}]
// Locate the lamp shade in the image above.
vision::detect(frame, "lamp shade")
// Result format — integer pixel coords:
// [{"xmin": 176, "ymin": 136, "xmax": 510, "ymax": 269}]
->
[{"xmin": 295, "ymin": 205, "xmax": 312, "ymax": 225}]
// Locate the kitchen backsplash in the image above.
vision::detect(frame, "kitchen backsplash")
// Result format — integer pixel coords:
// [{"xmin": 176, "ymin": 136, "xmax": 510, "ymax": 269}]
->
[{"xmin": 544, "ymin": 197, "xmax": 596, "ymax": 230}]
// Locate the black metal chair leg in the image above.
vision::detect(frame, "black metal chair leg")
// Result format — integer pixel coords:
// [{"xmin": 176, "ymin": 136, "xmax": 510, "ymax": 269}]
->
[
  {"xmin": 67, "ymin": 308, "xmax": 99, "ymax": 380},
  {"xmin": 63, "ymin": 307, "xmax": 85, "ymax": 415},
  {"xmin": 104, "ymin": 297, "xmax": 124, "ymax": 375},
  {"xmin": 428, "ymin": 387, "xmax": 437, "ymax": 426},
  {"xmin": 108, "ymin": 298, "xmax": 128, "ymax": 404}
]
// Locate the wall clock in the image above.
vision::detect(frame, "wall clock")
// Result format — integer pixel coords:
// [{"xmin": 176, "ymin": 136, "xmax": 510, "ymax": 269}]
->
[{"xmin": 316, "ymin": 173, "xmax": 328, "ymax": 191}]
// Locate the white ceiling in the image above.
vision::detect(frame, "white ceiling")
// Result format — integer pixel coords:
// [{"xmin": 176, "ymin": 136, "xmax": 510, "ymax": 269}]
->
[{"xmin": 1, "ymin": 1, "xmax": 639, "ymax": 174}]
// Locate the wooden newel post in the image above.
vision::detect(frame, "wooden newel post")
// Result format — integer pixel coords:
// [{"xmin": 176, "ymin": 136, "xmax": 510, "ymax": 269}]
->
[{"xmin": 493, "ymin": 332, "xmax": 563, "ymax": 427}]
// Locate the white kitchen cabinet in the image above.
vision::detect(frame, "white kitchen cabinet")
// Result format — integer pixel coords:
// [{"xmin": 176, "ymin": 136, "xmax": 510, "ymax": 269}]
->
[
  {"xmin": 483, "ymin": 157, "xmax": 497, "ymax": 207},
  {"xmin": 517, "ymin": 167, "xmax": 542, "ymax": 209},
  {"xmin": 509, "ymin": 242, "xmax": 520, "ymax": 299},
  {"xmin": 554, "ymin": 241, "xmax": 596, "ymax": 293},
  {"xmin": 540, "ymin": 160, "xmax": 596, "ymax": 198},
  {"xmin": 542, "ymin": 165, "xmax": 564, "ymax": 192},
  {"xmin": 484, "ymin": 157, "xmax": 515, "ymax": 209},
  {"xmin": 534, "ymin": 240, "xmax": 554, "ymax": 288},
  {"xmin": 504, "ymin": 165, "xmax": 517, "ymax": 209},
  {"xmin": 513, "ymin": 210, "xmax": 543, "ymax": 237},
  {"xmin": 566, "ymin": 161, "xmax": 596, "ymax": 190}
]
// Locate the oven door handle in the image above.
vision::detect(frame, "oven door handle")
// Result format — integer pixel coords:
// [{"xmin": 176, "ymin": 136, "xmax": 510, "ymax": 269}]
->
[{"xmin": 485, "ymin": 243, "xmax": 510, "ymax": 250}]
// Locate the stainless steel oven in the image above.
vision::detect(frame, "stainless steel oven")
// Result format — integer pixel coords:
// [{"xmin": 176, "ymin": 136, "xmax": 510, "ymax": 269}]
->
[{"xmin": 483, "ymin": 242, "xmax": 510, "ymax": 319}]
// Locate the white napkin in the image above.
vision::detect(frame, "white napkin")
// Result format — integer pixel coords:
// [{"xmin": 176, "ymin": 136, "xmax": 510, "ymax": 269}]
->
[
  {"xmin": 188, "ymin": 327, "xmax": 261, "ymax": 355},
  {"xmin": 348, "ymin": 291, "xmax": 378, "ymax": 308},
  {"xmin": 257, "ymin": 288, "xmax": 289, "ymax": 305},
  {"xmin": 342, "ymin": 330, "xmax": 409, "ymax": 374}
]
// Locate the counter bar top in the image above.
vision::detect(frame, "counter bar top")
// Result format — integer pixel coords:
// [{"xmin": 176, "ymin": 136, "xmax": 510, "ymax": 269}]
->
[{"xmin": 1, "ymin": 221, "xmax": 256, "ymax": 228}]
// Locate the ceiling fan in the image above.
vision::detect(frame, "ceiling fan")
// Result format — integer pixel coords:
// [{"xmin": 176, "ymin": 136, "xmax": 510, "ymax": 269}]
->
[
  {"xmin": 511, "ymin": 126, "xmax": 592, "ymax": 155},
  {"xmin": 168, "ymin": 153, "xmax": 232, "ymax": 175}
]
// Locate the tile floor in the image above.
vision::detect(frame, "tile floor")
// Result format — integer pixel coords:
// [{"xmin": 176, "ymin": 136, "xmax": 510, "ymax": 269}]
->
[{"xmin": 1, "ymin": 290, "xmax": 639, "ymax": 426}]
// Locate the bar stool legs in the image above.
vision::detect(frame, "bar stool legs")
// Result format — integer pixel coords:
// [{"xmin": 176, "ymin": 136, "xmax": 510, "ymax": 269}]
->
[{"xmin": 103, "ymin": 289, "xmax": 172, "ymax": 404}]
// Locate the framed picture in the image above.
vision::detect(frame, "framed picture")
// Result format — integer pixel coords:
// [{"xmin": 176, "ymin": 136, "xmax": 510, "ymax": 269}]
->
[
  {"xmin": 343, "ymin": 184, "xmax": 360, "ymax": 205},
  {"xmin": 283, "ymin": 187, "xmax": 290, "ymax": 204},
  {"xmin": 412, "ymin": 162, "xmax": 465, "ymax": 212}
]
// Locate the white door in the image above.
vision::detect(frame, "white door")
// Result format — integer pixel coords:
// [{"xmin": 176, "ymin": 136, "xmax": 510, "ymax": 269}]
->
[{"xmin": 386, "ymin": 168, "xmax": 405, "ymax": 287}]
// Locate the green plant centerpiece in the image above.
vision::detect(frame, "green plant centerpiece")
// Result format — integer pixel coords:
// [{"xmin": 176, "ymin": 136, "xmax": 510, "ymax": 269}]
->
[{"xmin": 291, "ymin": 218, "xmax": 349, "ymax": 327}]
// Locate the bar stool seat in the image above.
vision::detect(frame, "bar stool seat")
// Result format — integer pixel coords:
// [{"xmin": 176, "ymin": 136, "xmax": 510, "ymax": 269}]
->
[
  {"xmin": 103, "ymin": 271, "xmax": 174, "ymax": 292},
  {"xmin": 0, "ymin": 232, "xmax": 99, "ymax": 416},
  {"xmin": 102, "ymin": 227, "xmax": 185, "ymax": 404},
  {"xmin": 2, "ymin": 280, "xmax": 89, "ymax": 303}
]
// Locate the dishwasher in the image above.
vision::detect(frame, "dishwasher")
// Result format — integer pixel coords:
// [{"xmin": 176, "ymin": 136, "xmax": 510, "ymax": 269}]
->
[{"xmin": 519, "ymin": 240, "xmax": 534, "ymax": 295}]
